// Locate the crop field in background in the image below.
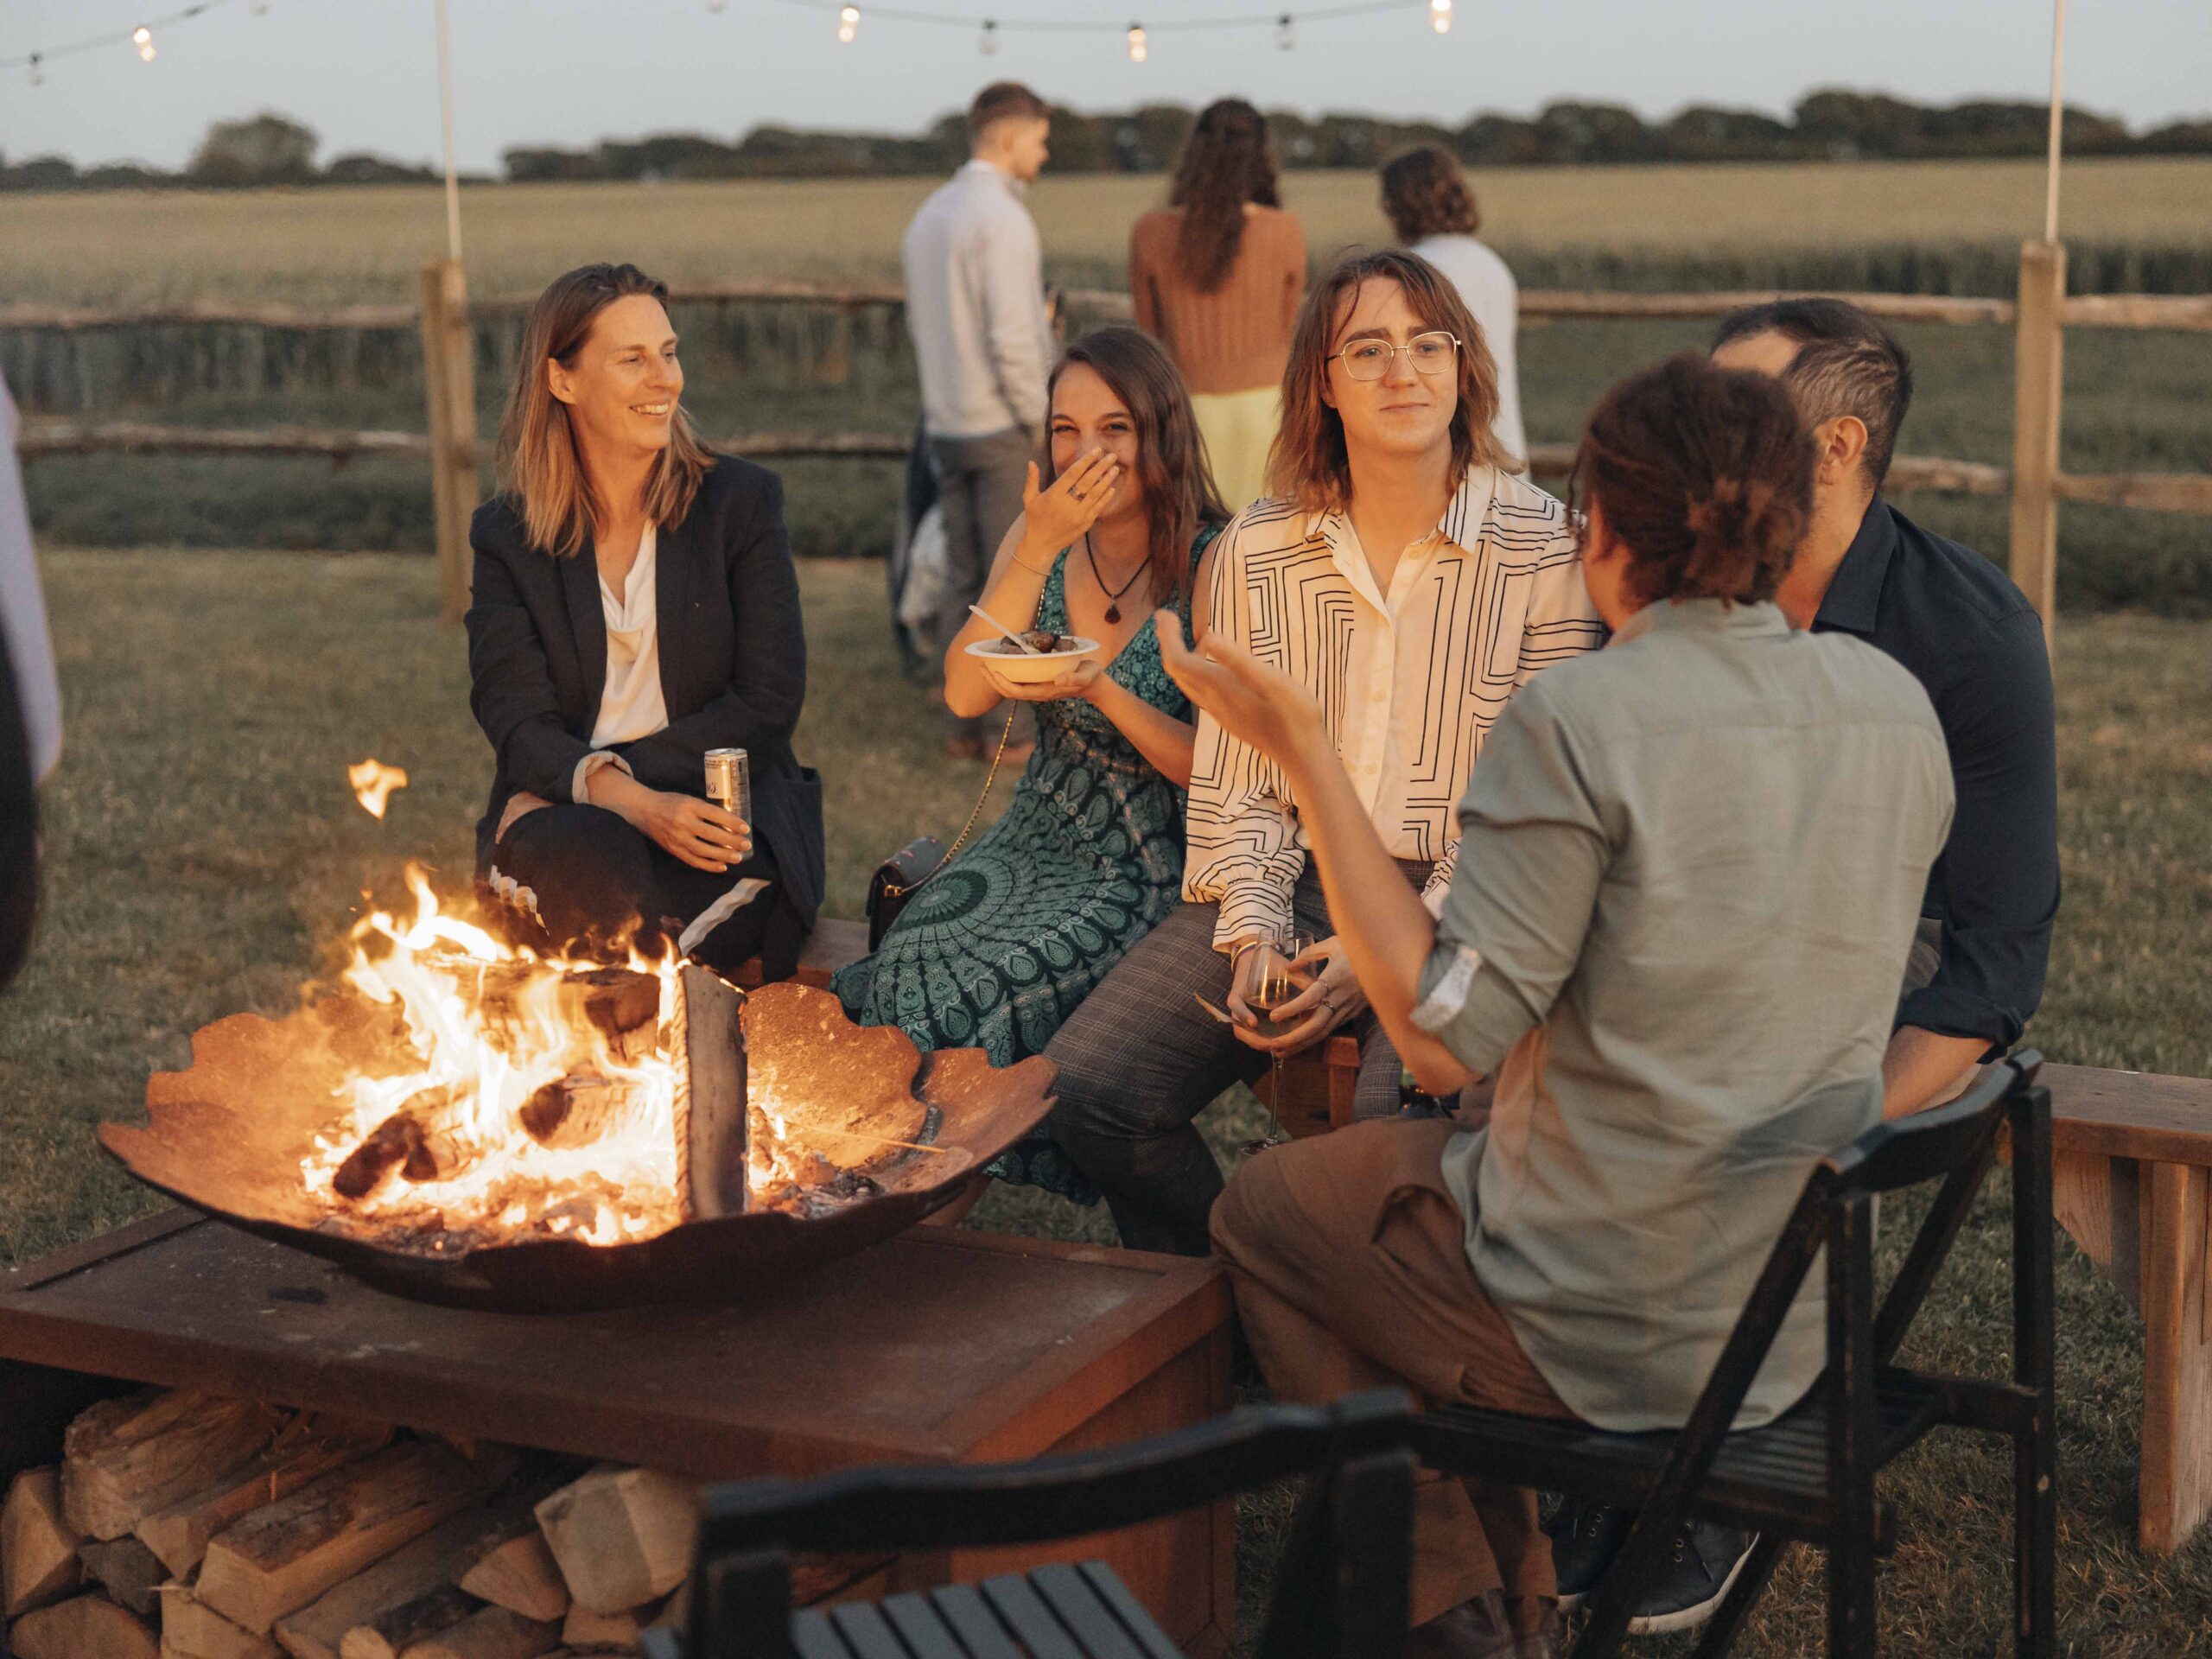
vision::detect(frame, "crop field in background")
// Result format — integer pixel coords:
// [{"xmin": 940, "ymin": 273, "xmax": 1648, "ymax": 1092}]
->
[{"xmin": 4, "ymin": 157, "xmax": 2210, "ymax": 303}]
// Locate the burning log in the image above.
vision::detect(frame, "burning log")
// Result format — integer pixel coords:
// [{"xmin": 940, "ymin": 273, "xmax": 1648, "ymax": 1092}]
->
[
  {"xmin": 8, "ymin": 1592, "xmax": 159, "ymax": 1659},
  {"xmin": 76, "ymin": 1534, "xmax": 166, "ymax": 1618},
  {"xmin": 158, "ymin": 1584, "xmax": 284, "ymax": 1659},
  {"xmin": 196, "ymin": 1442, "xmax": 520, "ymax": 1635},
  {"xmin": 518, "ymin": 1075, "xmax": 640, "ymax": 1153},
  {"xmin": 137, "ymin": 1414, "xmax": 394, "ymax": 1577},
  {"xmin": 333, "ymin": 1092, "xmax": 474, "ymax": 1202},
  {"xmin": 3, "ymin": 1465, "xmax": 80, "ymax": 1616},
  {"xmin": 532, "ymin": 1465, "xmax": 696, "ymax": 1616},
  {"xmin": 61, "ymin": 1389, "xmax": 284, "ymax": 1541}
]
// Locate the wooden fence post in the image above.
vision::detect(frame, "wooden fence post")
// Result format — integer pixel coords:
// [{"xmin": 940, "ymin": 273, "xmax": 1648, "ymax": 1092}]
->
[
  {"xmin": 418, "ymin": 258, "xmax": 479, "ymax": 626},
  {"xmin": 2008, "ymin": 240, "xmax": 2065, "ymax": 647}
]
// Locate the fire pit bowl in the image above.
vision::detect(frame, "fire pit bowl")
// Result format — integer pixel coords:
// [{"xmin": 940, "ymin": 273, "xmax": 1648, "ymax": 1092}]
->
[{"xmin": 99, "ymin": 982, "xmax": 1058, "ymax": 1314}]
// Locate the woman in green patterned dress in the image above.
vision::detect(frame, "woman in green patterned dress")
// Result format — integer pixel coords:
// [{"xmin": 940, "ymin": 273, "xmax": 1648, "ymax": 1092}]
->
[{"xmin": 834, "ymin": 327, "xmax": 1230, "ymax": 1197}]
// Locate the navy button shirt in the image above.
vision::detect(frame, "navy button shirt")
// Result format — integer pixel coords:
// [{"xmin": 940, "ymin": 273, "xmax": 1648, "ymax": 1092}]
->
[{"xmin": 1812, "ymin": 498, "xmax": 2060, "ymax": 1054}]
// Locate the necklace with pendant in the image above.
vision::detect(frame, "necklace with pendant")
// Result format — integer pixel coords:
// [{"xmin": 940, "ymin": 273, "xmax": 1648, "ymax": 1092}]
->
[{"xmin": 1084, "ymin": 533, "xmax": 1147, "ymax": 626}]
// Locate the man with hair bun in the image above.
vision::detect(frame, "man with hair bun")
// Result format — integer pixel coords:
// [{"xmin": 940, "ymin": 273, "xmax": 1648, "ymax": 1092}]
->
[
  {"xmin": 901, "ymin": 81, "xmax": 1058, "ymax": 758},
  {"xmin": 1161, "ymin": 355, "xmax": 1952, "ymax": 1655}
]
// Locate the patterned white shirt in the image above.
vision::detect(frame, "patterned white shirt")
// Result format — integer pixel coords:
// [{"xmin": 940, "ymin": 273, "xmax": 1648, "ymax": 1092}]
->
[{"xmin": 1185, "ymin": 465, "xmax": 1605, "ymax": 950}]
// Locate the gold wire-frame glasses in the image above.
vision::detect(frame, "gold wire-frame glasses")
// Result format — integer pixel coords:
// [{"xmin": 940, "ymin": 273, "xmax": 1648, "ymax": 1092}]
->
[{"xmin": 1334, "ymin": 331, "xmax": 1461, "ymax": 381}]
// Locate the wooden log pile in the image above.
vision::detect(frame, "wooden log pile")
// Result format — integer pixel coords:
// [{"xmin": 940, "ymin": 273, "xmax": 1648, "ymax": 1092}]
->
[{"xmin": 2, "ymin": 1389, "xmax": 702, "ymax": 1659}]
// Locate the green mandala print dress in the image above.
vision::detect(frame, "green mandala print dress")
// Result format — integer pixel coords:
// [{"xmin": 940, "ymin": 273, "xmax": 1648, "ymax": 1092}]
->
[{"xmin": 833, "ymin": 528, "xmax": 1218, "ymax": 1200}]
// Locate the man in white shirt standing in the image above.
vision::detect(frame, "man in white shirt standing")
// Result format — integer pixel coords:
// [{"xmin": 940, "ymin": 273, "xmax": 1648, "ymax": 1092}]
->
[
  {"xmin": 900, "ymin": 81, "xmax": 1056, "ymax": 758},
  {"xmin": 1041, "ymin": 250, "xmax": 1602, "ymax": 1258},
  {"xmin": 1382, "ymin": 147, "xmax": 1525, "ymax": 463}
]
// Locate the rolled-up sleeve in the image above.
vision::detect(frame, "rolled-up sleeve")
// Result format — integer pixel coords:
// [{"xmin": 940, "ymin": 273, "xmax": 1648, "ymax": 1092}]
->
[
  {"xmin": 1411, "ymin": 680, "xmax": 1610, "ymax": 1076},
  {"xmin": 1899, "ymin": 606, "xmax": 2058, "ymax": 1052}
]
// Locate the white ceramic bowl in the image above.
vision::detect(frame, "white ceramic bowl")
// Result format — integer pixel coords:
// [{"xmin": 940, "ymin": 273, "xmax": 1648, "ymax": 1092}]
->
[{"xmin": 964, "ymin": 635, "xmax": 1098, "ymax": 685}]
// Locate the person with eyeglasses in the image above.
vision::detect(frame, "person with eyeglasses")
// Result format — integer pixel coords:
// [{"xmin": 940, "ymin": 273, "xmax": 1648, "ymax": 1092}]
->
[{"xmin": 1039, "ymin": 248, "xmax": 1604, "ymax": 1261}]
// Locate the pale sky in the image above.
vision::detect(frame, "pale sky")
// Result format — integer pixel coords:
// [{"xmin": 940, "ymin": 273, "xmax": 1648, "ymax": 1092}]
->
[{"xmin": 1, "ymin": 0, "xmax": 2204, "ymax": 175}]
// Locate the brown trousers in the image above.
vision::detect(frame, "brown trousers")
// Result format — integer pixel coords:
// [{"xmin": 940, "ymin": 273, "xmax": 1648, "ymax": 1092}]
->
[{"xmin": 1210, "ymin": 1118, "xmax": 1576, "ymax": 1625}]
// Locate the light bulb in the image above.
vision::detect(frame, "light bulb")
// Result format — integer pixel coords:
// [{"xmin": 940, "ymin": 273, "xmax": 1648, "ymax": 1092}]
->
[
  {"xmin": 979, "ymin": 18, "xmax": 997, "ymax": 54},
  {"xmin": 1276, "ymin": 12, "xmax": 1294, "ymax": 48},
  {"xmin": 250, "ymin": 0, "xmax": 270, "ymax": 14},
  {"xmin": 132, "ymin": 24, "xmax": 156, "ymax": 61},
  {"xmin": 837, "ymin": 4, "xmax": 860, "ymax": 42},
  {"xmin": 1429, "ymin": 0, "xmax": 1452, "ymax": 33},
  {"xmin": 1126, "ymin": 22, "xmax": 1147, "ymax": 61},
  {"xmin": 28, "ymin": 53, "xmax": 43, "ymax": 86},
  {"xmin": 706, "ymin": 0, "xmax": 727, "ymax": 10}
]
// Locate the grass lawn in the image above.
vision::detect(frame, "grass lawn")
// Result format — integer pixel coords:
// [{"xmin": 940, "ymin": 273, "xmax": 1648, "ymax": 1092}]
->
[{"xmin": 4, "ymin": 549, "xmax": 2211, "ymax": 1653}]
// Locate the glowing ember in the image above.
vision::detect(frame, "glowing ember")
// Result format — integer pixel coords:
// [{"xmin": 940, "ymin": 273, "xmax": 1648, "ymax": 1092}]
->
[
  {"xmin": 347, "ymin": 759, "xmax": 410, "ymax": 818},
  {"xmin": 299, "ymin": 863, "xmax": 684, "ymax": 1249}
]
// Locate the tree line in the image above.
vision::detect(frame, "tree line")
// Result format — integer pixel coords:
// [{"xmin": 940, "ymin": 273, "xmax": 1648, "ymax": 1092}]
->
[{"xmin": 6, "ymin": 93, "xmax": 2209, "ymax": 192}]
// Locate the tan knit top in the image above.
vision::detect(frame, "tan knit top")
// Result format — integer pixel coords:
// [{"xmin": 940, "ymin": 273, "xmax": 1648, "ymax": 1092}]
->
[{"xmin": 1128, "ymin": 206, "xmax": 1306, "ymax": 396}]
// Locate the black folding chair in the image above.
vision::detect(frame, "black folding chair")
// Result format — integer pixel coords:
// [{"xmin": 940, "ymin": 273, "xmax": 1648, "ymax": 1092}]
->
[
  {"xmin": 1411, "ymin": 1052, "xmax": 2055, "ymax": 1659},
  {"xmin": 652, "ymin": 1389, "xmax": 1418, "ymax": 1659}
]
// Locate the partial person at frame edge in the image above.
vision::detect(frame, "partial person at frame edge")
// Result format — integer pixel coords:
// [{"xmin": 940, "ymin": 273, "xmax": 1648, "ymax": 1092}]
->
[
  {"xmin": 1160, "ymin": 355, "xmax": 1953, "ymax": 1655},
  {"xmin": 465, "ymin": 263, "xmax": 824, "ymax": 983},
  {"xmin": 1713, "ymin": 298, "xmax": 2060, "ymax": 1118},
  {"xmin": 1, "ymin": 370, "xmax": 65, "ymax": 989}
]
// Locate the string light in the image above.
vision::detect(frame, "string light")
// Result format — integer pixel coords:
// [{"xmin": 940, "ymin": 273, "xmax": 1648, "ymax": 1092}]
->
[
  {"xmin": 837, "ymin": 3, "xmax": 860, "ymax": 41},
  {"xmin": 27, "ymin": 52, "xmax": 42, "ymax": 86},
  {"xmin": 979, "ymin": 18, "xmax": 997, "ymax": 53},
  {"xmin": 1276, "ymin": 12, "xmax": 1294, "ymax": 48},
  {"xmin": 132, "ymin": 25, "xmax": 157, "ymax": 60},
  {"xmin": 706, "ymin": 0, "xmax": 728, "ymax": 10},
  {"xmin": 1429, "ymin": 0, "xmax": 1452, "ymax": 32},
  {"xmin": 1126, "ymin": 22, "xmax": 1147, "ymax": 60}
]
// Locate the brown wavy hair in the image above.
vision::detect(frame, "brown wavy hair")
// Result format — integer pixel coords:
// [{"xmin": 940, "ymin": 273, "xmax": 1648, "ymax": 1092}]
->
[
  {"xmin": 1045, "ymin": 327, "xmax": 1229, "ymax": 607},
  {"xmin": 1167, "ymin": 99, "xmax": 1281, "ymax": 293},
  {"xmin": 1265, "ymin": 248, "xmax": 1514, "ymax": 512},
  {"xmin": 495, "ymin": 263, "xmax": 713, "ymax": 560},
  {"xmin": 1381, "ymin": 145, "xmax": 1481, "ymax": 241},
  {"xmin": 1572, "ymin": 355, "xmax": 1814, "ymax": 607}
]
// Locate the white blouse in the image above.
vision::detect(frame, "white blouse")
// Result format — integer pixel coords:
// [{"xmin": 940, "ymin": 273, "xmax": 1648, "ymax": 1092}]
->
[{"xmin": 571, "ymin": 524, "xmax": 670, "ymax": 804}]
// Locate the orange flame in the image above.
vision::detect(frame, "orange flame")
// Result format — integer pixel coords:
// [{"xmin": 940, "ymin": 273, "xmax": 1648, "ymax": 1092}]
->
[
  {"xmin": 347, "ymin": 759, "xmax": 410, "ymax": 819},
  {"xmin": 300, "ymin": 864, "xmax": 683, "ymax": 1249}
]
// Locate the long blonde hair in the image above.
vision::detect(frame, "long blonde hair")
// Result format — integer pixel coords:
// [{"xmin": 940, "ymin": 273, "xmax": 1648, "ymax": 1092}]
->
[
  {"xmin": 1264, "ymin": 248, "xmax": 1516, "ymax": 514},
  {"xmin": 495, "ymin": 263, "xmax": 713, "ymax": 560}
]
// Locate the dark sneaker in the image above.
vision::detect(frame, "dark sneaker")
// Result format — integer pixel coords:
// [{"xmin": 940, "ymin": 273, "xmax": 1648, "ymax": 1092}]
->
[
  {"xmin": 1543, "ymin": 1500, "xmax": 1629, "ymax": 1611},
  {"xmin": 1624, "ymin": 1521, "xmax": 1757, "ymax": 1636}
]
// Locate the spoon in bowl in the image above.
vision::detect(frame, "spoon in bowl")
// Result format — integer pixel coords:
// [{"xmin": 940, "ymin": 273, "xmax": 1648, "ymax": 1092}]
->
[{"xmin": 969, "ymin": 603, "xmax": 1043, "ymax": 654}]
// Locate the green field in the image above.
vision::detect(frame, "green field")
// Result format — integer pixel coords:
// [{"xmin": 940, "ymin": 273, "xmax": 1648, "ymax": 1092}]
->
[{"xmin": 4, "ymin": 550, "xmax": 2211, "ymax": 1653}]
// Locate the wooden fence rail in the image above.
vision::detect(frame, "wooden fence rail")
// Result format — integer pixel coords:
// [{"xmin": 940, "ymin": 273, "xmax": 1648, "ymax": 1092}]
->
[{"xmin": 10, "ymin": 253, "xmax": 2210, "ymax": 632}]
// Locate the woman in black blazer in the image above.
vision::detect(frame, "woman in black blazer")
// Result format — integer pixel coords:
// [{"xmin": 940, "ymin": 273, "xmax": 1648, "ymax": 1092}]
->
[{"xmin": 465, "ymin": 263, "xmax": 823, "ymax": 980}]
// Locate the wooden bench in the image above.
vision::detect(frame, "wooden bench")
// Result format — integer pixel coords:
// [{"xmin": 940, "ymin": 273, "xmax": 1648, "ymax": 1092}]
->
[{"xmin": 779, "ymin": 921, "xmax": 2212, "ymax": 1552}]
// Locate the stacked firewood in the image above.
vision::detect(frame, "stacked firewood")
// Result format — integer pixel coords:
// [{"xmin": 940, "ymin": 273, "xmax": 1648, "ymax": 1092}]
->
[{"xmin": 1, "ymin": 1389, "xmax": 697, "ymax": 1659}]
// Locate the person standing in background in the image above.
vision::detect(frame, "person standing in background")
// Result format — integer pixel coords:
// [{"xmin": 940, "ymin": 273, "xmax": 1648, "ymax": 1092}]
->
[
  {"xmin": 0, "ymin": 371, "xmax": 63, "ymax": 988},
  {"xmin": 1382, "ymin": 147, "xmax": 1525, "ymax": 463},
  {"xmin": 901, "ymin": 81, "xmax": 1057, "ymax": 760},
  {"xmin": 1129, "ymin": 99, "xmax": 1306, "ymax": 513}
]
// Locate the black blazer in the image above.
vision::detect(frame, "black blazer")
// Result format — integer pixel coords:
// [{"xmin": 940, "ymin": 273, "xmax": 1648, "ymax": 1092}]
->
[{"xmin": 463, "ymin": 455, "xmax": 825, "ymax": 925}]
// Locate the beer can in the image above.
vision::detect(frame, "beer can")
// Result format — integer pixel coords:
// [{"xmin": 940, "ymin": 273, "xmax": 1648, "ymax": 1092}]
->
[{"xmin": 704, "ymin": 747, "xmax": 751, "ymax": 825}]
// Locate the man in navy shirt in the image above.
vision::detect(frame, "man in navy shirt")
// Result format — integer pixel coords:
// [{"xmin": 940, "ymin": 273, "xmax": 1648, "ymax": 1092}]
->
[
  {"xmin": 1713, "ymin": 297, "xmax": 2059, "ymax": 1118},
  {"xmin": 1550, "ymin": 299, "xmax": 2063, "ymax": 1637}
]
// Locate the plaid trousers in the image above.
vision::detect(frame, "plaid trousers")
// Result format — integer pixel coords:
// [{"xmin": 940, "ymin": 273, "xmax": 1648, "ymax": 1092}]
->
[{"xmin": 1041, "ymin": 862, "xmax": 1427, "ymax": 1255}]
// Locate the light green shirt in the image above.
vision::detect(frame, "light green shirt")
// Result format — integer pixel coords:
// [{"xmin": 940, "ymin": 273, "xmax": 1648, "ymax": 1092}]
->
[{"xmin": 1417, "ymin": 599, "xmax": 1953, "ymax": 1431}]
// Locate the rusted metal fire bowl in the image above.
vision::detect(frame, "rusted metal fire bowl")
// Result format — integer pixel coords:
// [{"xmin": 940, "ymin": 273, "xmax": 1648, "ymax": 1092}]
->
[{"xmin": 99, "ymin": 982, "xmax": 1057, "ymax": 1314}]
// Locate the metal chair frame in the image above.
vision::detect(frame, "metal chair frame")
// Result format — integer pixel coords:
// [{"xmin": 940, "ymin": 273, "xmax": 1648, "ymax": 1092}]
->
[
  {"xmin": 1411, "ymin": 1052, "xmax": 2056, "ymax": 1659},
  {"xmin": 660, "ymin": 1389, "xmax": 1419, "ymax": 1659}
]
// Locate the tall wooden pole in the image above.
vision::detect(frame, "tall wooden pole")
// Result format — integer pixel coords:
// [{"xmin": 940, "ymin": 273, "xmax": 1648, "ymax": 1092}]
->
[
  {"xmin": 433, "ymin": 0, "xmax": 463, "ymax": 265},
  {"xmin": 420, "ymin": 259, "xmax": 478, "ymax": 625},
  {"xmin": 2008, "ymin": 0, "xmax": 2069, "ymax": 650}
]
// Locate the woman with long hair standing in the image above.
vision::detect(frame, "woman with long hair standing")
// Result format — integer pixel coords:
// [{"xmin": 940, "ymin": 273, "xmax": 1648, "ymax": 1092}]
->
[
  {"xmin": 467, "ymin": 263, "xmax": 823, "ymax": 980},
  {"xmin": 1128, "ymin": 99, "xmax": 1305, "ymax": 513},
  {"xmin": 834, "ymin": 327, "xmax": 1228, "ymax": 1198},
  {"xmin": 1381, "ymin": 145, "xmax": 1526, "ymax": 461}
]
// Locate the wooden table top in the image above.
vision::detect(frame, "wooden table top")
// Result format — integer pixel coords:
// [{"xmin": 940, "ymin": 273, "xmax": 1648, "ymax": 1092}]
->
[{"xmin": 0, "ymin": 1211, "xmax": 1228, "ymax": 1481}]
